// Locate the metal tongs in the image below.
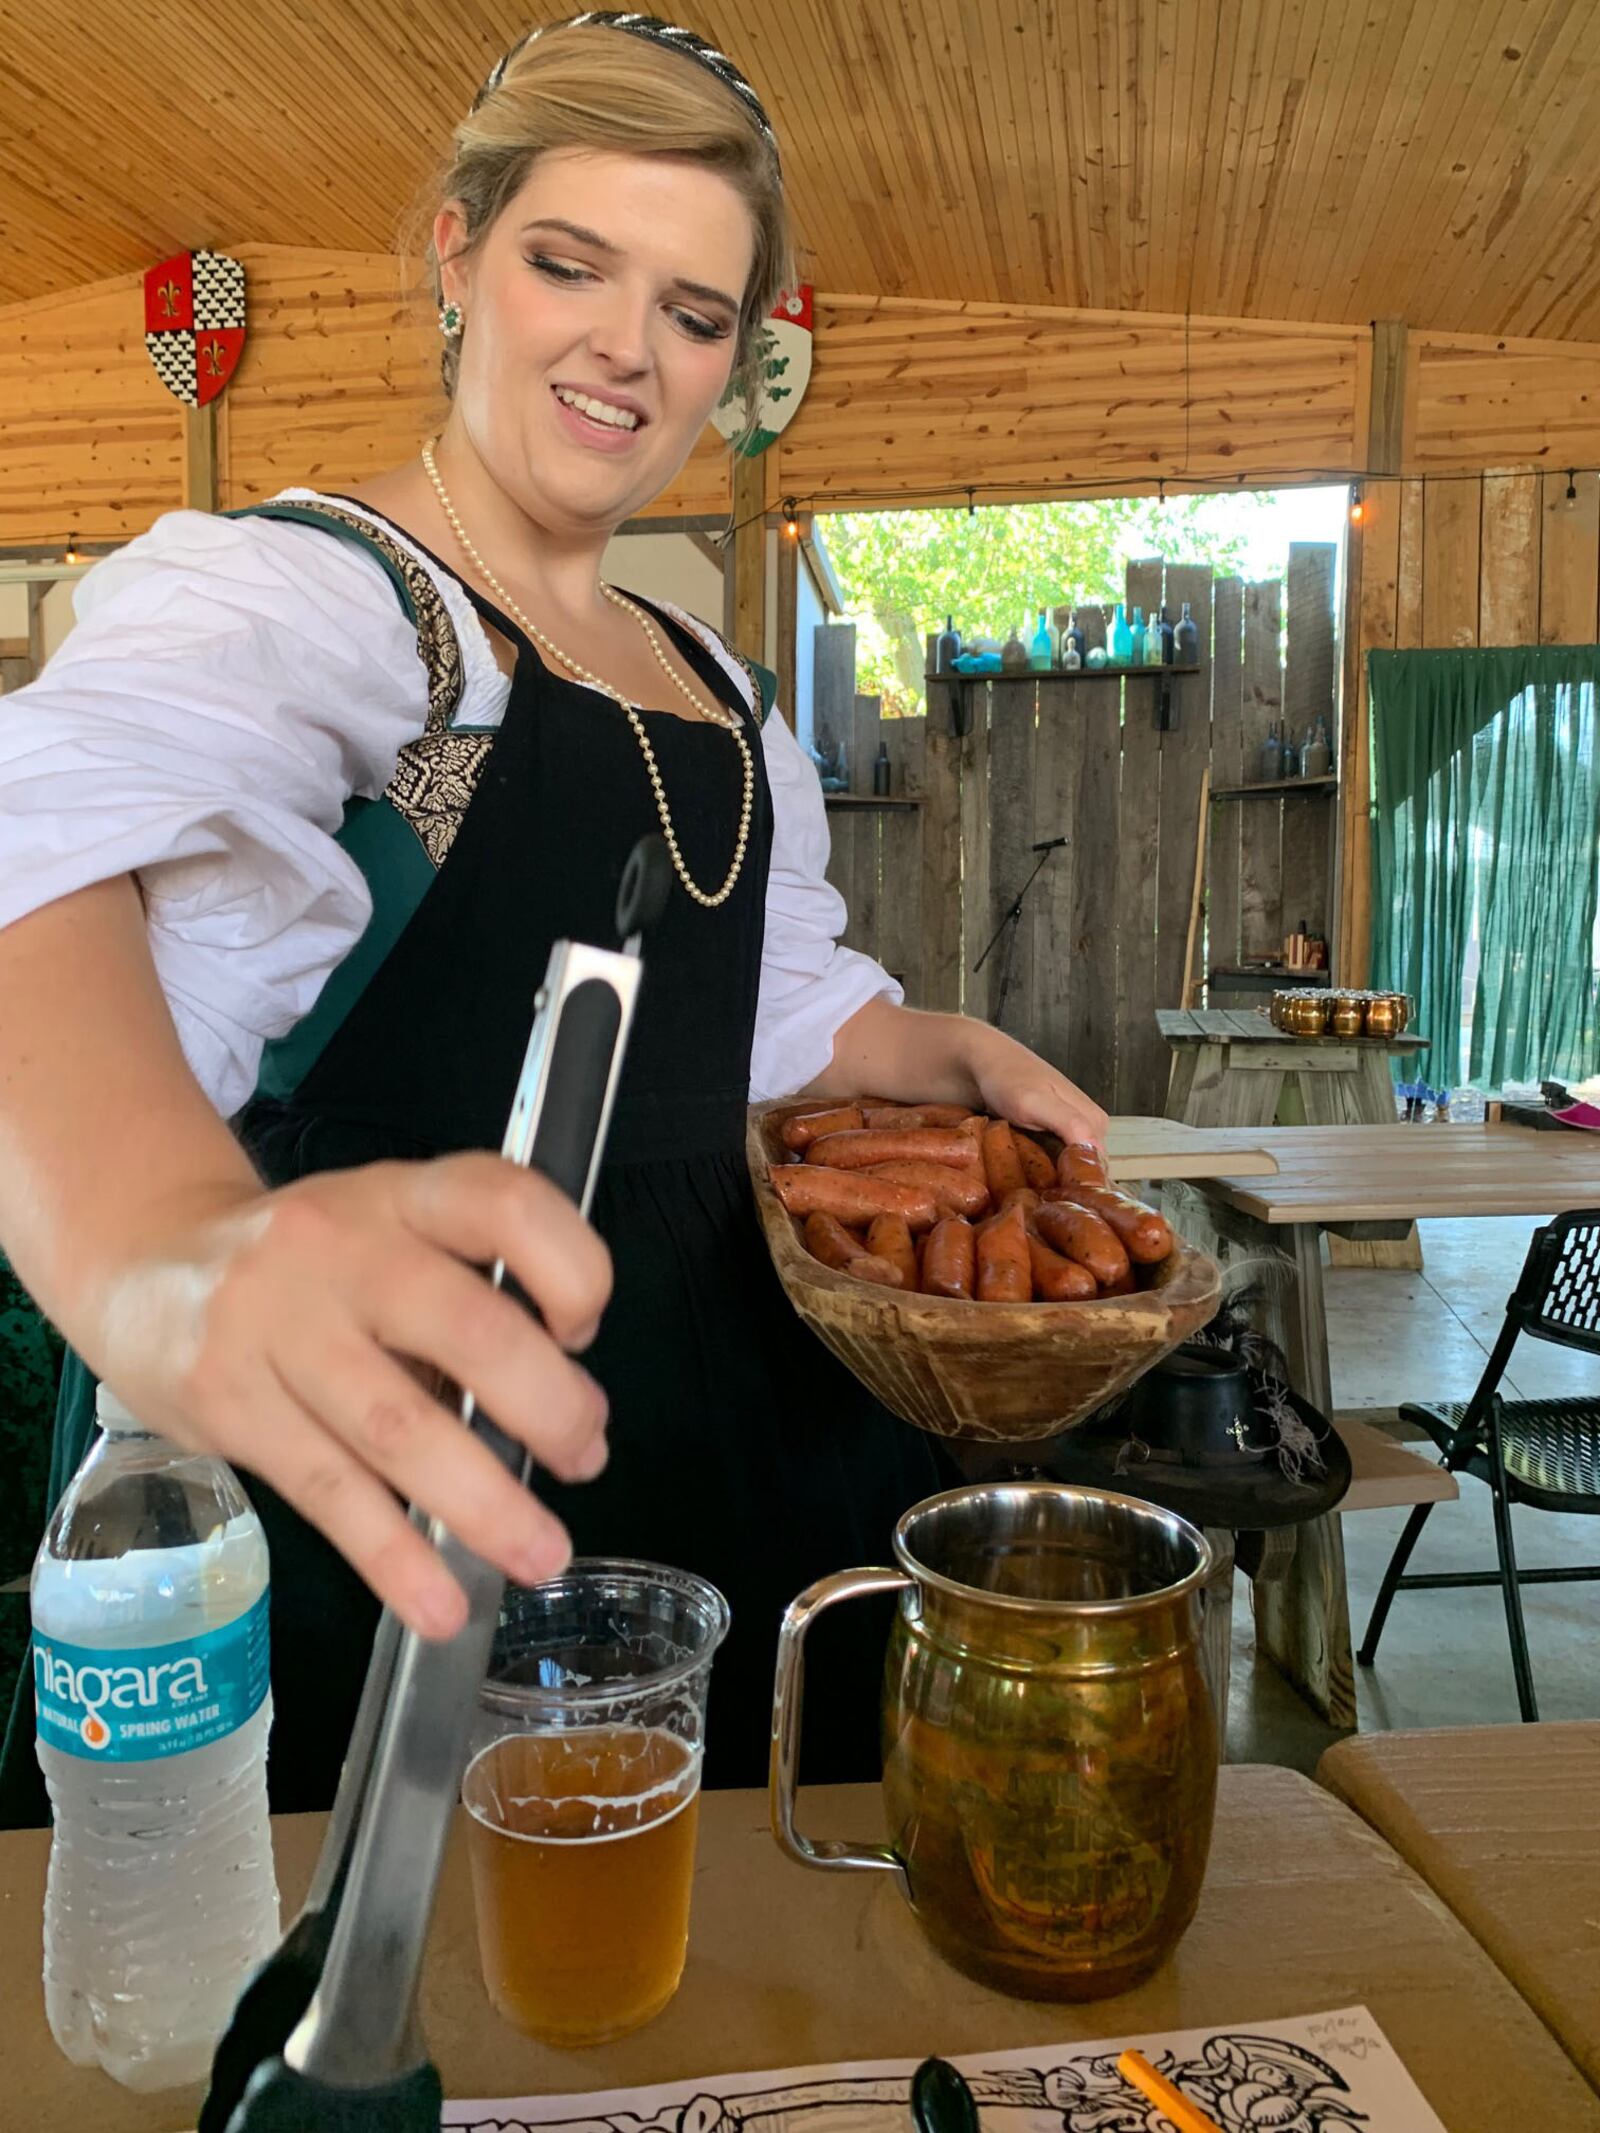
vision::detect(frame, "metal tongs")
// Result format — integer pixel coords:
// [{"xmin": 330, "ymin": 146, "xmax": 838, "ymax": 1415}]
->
[{"xmin": 200, "ymin": 834, "xmax": 674, "ymax": 2133}]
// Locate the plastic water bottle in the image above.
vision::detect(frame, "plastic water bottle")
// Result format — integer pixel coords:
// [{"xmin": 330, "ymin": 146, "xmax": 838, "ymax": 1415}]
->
[{"xmin": 31, "ymin": 1386, "xmax": 279, "ymax": 2090}]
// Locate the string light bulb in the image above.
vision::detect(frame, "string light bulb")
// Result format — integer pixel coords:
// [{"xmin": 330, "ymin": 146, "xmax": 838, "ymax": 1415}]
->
[
  {"xmin": 1349, "ymin": 485, "xmax": 1364, "ymax": 526},
  {"xmin": 966, "ymin": 487, "xmax": 976, "ymax": 519},
  {"xmin": 64, "ymin": 532, "xmax": 80, "ymax": 565},
  {"xmin": 1566, "ymin": 470, "xmax": 1578, "ymax": 511},
  {"xmin": 781, "ymin": 496, "xmax": 799, "ymax": 537}
]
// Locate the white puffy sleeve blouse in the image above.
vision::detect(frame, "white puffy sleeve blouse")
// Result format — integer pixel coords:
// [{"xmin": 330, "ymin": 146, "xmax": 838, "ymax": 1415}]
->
[{"xmin": 0, "ymin": 493, "xmax": 899, "ymax": 1120}]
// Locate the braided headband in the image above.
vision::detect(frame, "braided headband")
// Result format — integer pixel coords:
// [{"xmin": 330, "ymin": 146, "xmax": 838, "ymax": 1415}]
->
[{"xmin": 473, "ymin": 11, "xmax": 778, "ymax": 166}]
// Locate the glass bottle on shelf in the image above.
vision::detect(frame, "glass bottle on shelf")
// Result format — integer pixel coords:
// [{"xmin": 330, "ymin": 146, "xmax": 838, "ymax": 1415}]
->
[
  {"xmin": 1065, "ymin": 613, "xmax": 1087, "ymax": 667},
  {"xmin": 1302, "ymin": 717, "xmax": 1332, "ymax": 778},
  {"xmin": 1143, "ymin": 612, "xmax": 1165, "ymax": 665},
  {"xmin": 1030, "ymin": 609, "xmax": 1053, "ymax": 672},
  {"xmin": 1110, "ymin": 603, "xmax": 1134, "ymax": 666},
  {"xmin": 1158, "ymin": 607, "xmax": 1176, "ymax": 663},
  {"xmin": 1130, "ymin": 606, "xmax": 1147, "ymax": 665},
  {"xmin": 872, "ymin": 739, "xmax": 891, "ymax": 796},
  {"xmin": 1001, "ymin": 623, "xmax": 1030, "ymax": 673},
  {"xmin": 1258, "ymin": 721, "xmax": 1282, "ymax": 782},
  {"xmin": 1174, "ymin": 602, "xmax": 1200, "ymax": 664},
  {"xmin": 1281, "ymin": 730, "xmax": 1300, "ymax": 779},
  {"xmin": 934, "ymin": 615, "xmax": 961, "ymax": 674}
]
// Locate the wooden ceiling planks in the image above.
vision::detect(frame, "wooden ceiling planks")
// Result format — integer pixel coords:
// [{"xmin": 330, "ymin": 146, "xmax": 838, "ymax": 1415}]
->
[{"xmin": 7, "ymin": 2, "xmax": 1600, "ymax": 341}]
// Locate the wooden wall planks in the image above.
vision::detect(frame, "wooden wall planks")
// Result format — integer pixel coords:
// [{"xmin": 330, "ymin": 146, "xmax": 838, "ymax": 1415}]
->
[{"xmin": 821, "ymin": 549, "xmax": 1338, "ymax": 1116}]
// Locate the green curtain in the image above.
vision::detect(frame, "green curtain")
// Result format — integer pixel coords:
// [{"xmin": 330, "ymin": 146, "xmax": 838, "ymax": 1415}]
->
[{"xmin": 1369, "ymin": 645, "xmax": 1600, "ymax": 1090}]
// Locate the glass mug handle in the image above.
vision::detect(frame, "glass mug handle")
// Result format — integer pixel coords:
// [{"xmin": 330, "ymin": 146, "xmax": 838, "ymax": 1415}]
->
[{"xmin": 769, "ymin": 1566, "xmax": 912, "ymax": 1897}]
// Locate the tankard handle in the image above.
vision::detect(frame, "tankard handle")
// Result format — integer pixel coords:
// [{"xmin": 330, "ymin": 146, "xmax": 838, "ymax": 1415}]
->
[{"xmin": 769, "ymin": 1566, "xmax": 912, "ymax": 1896}]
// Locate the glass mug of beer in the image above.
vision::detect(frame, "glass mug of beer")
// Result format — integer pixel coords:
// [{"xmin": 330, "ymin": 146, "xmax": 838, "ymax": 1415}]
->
[{"xmin": 462, "ymin": 1560, "xmax": 729, "ymax": 2049}]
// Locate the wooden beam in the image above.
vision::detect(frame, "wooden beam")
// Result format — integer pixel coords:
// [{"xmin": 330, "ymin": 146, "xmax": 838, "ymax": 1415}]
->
[
  {"xmin": 729, "ymin": 451, "xmax": 772, "ymax": 666},
  {"xmin": 686, "ymin": 528, "xmax": 725, "ymax": 573},
  {"xmin": 183, "ymin": 401, "xmax": 219, "ymax": 512},
  {"xmin": 1366, "ymin": 319, "xmax": 1408, "ymax": 476},
  {"xmin": 774, "ymin": 519, "xmax": 799, "ymax": 730}
]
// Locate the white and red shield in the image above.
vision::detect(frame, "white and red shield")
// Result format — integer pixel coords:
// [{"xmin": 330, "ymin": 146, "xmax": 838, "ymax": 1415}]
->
[
  {"xmin": 711, "ymin": 284, "xmax": 812, "ymax": 458},
  {"xmin": 144, "ymin": 250, "xmax": 246, "ymax": 407}
]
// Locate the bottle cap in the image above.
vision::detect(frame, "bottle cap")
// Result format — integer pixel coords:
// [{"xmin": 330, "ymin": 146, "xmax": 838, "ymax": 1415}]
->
[{"xmin": 95, "ymin": 1383, "xmax": 145, "ymax": 1434}]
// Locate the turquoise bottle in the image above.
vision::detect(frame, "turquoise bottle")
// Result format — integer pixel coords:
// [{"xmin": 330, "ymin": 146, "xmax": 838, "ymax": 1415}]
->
[
  {"xmin": 1110, "ymin": 602, "xmax": 1134, "ymax": 667},
  {"xmin": 1029, "ymin": 609, "xmax": 1053, "ymax": 672}
]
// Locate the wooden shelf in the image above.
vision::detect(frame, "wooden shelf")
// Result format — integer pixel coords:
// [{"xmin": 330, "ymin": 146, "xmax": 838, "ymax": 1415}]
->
[
  {"xmin": 823, "ymin": 793, "xmax": 921, "ymax": 812},
  {"xmin": 1210, "ymin": 775, "xmax": 1339, "ymax": 799},
  {"xmin": 925, "ymin": 664, "xmax": 1203, "ymax": 684},
  {"xmin": 1210, "ymin": 964, "xmax": 1333, "ymax": 989}
]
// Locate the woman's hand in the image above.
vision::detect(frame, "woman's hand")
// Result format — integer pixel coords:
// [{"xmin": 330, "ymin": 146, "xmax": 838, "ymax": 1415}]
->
[
  {"xmin": 94, "ymin": 1154, "xmax": 613, "ymax": 1640},
  {"xmin": 812, "ymin": 997, "xmax": 1109, "ymax": 1152},
  {"xmin": 961, "ymin": 1025, "xmax": 1110, "ymax": 1151}
]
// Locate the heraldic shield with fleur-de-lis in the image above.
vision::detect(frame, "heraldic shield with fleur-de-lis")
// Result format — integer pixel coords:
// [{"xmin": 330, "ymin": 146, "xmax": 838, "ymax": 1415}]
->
[{"xmin": 143, "ymin": 250, "xmax": 247, "ymax": 407}]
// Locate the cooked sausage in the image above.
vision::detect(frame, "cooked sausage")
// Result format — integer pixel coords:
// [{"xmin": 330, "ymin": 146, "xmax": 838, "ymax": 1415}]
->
[
  {"xmin": 1026, "ymin": 1232, "xmax": 1099, "ymax": 1301},
  {"xmin": 976, "ymin": 1202, "xmax": 1033, "ymax": 1302},
  {"xmin": 1057, "ymin": 1139, "xmax": 1111, "ymax": 1187},
  {"xmin": 980, "ymin": 1120, "xmax": 1027, "ymax": 1200},
  {"xmin": 868, "ymin": 1160, "xmax": 992, "ymax": 1218},
  {"xmin": 958, "ymin": 1113, "xmax": 989, "ymax": 1144},
  {"xmin": 998, "ymin": 1186, "xmax": 1041, "ymax": 1215},
  {"xmin": 861, "ymin": 1103, "xmax": 975, "ymax": 1132},
  {"xmin": 921, "ymin": 1217, "xmax": 977, "ymax": 1299},
  {"xmin": 1098, "ymin": 1267, "xmax": 1138, "ymax": 1297},
  {"xmin": 781, "ymin": 1104, "xmax": 865, "ymax": 1152},
  {"xmin": 1013, "ymin": 1131, "xmax": 1058, "ymax": 1192},
  {"xmin": 1053, "ymin": 1180, "xmax": 1175, "ymax": 1265},
  {"xmin": 800, "ymin": 1214, "xmax": 905, "ymax": 1289},
  {"xmin": 1034, "ymin": 1200, "xmax": 1132, "ymax": 1289},
  {"xmin": 772, "ymin": 1166, "xmax": 939, "ymax": 1231},
  {"xmin": 806, "ymin": 1128, "xmax": 984, "ymax": 1173},
  {"xmin": 866, "ymin": 1213, "xmax": 919, "ymax": 1291}
]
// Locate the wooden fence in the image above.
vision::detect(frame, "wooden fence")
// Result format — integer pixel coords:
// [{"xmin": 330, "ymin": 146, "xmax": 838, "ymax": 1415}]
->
[{"xmin": 813, "ymin": 547, "xmax": 1339, "ymax": 1117}]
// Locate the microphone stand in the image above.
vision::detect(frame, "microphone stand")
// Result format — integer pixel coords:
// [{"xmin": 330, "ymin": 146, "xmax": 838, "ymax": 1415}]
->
[{"xmin": 972, "ymin": 844, "xmax": 1062, "ymax": 1030}]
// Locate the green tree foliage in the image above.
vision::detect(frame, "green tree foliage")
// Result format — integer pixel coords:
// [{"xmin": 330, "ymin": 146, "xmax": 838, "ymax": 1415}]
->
[{"xmin": 824, "ymin": 495, "xmax": 1274, "ymax": 715}]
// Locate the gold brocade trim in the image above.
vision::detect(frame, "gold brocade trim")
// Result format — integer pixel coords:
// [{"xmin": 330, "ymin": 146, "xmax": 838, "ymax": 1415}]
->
[
  {"xmin": 280, "ymin": 499, "xmax": 488, "ymax": 868},
  {"xmin": 385, "ymin": 729, "xmax": 495, "ymax": 870}
]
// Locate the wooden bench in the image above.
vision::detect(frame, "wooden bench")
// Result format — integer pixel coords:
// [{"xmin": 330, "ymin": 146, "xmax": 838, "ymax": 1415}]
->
[
  {"xmin": 1318, "ymin": 1722, "xmax": 1600, "ymax": 2095},
  {"xmin": 1199, "ymin": 1417, "xmax": 1457, "ymax": 1740}
]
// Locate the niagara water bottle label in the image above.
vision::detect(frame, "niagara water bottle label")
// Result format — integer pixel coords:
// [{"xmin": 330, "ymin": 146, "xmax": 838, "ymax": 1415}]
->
[{"xmin": 33, "ymin": 1591, "xmax": 270, "ymax": 1761}]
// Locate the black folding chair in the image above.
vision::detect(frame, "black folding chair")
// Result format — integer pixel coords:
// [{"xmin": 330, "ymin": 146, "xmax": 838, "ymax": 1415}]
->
[{"xmin": 1357, "ymin": 1207, "xmax": 1600, "ymax": 1722}]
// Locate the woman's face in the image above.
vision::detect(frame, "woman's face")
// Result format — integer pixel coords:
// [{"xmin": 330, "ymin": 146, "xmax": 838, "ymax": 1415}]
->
[{"xmin": 437, "ymin": 148, "xmax": 756, "ymax": 537}]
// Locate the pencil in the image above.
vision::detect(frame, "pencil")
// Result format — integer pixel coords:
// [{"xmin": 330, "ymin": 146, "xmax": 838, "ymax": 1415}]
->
[{"xmin": 1116, "ymin": 2049, "xmax": 1226, "ymax": 2133}]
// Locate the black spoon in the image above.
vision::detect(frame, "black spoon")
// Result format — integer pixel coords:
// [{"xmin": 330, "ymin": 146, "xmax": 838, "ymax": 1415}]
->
[{"xmin": 912, "ymin": 2057, "xmax": 981, "ymax": 2133}]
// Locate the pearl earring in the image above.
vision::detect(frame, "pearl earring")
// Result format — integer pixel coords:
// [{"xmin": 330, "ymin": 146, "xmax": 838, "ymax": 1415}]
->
[{"xmin": 438, "ymin": 300, "xmax": 464, "ymax": 339}]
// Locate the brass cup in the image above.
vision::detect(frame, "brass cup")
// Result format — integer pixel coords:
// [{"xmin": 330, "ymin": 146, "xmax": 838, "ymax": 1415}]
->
[
  {"xmin": 1390, "ymin": 993, "xmax": 1412, "ymax": 1033},
  {"xmin": 1288, "ymin": 995, "xmax": 1331, "ymax": 1037},
  {"xmin": 1364, "ymin": 996, "xmax": 1399, "ymax": 1038},
  {"xmin": 1269, "ymin": 991, "xmax": 1292, "ymax": 1029},
  {"xmin": 1330, "ymin": 995, "xmax": 1365, "ymax": 1040}
]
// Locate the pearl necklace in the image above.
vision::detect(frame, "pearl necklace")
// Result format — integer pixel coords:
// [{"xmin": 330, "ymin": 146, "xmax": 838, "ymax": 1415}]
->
[{"xmin": 421, "ymin": 441, "xmax": 754, "ymax": 910}]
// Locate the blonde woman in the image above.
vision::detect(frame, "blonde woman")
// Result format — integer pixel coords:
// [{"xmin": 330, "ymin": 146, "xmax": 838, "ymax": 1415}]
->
[{"xmin": 0, "ymin": 13, "xmax": 1104, "ymax": 1818}]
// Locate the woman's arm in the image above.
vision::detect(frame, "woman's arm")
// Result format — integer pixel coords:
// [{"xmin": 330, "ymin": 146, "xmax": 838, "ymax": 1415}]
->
[
  {"xmin": 0, "ymin": 879, "xmax": 611, "ymax": 1639},
  {"xmin": 804, "ymin": 995, "xmax": 1110, "ymax": 1149}
]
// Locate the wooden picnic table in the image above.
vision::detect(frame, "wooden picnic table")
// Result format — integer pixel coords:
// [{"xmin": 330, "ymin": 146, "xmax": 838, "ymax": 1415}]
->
[
  {"xmin": 6, "ymin": 1771, "xmax": 1600, "ymax": 2133},
  {"xmin": 1158, "ymin": 1008, "xmax": 1434, "ymax": 1268},
  {"xmin": 1160, "ymin": 1121, "xmax": 1600, "ymax": 1728}
]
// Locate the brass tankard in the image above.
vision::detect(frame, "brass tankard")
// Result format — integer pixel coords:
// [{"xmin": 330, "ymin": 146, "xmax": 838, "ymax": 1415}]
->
[{"xmin": 770, "ymin": 1483, "xmax": 1217, "ymax": 2001}]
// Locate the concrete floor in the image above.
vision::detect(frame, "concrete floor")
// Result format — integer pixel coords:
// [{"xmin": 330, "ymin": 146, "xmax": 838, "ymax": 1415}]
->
[{"xmin": 1226, "ymin": 1214, "xmax": 1600, "ymax": 1770}]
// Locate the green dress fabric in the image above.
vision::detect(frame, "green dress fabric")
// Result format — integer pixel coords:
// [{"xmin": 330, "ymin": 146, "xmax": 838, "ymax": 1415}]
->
[
  {"xmin": 0, "ymin": 1263, "xmax": 64, "ymax": 1736},
  {"xmin": 1368, "ymin": 644, "xmax": 1600, "ymax": 1089}
]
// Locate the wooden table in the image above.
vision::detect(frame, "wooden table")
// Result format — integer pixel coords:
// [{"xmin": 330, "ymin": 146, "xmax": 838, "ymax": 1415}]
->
[
  {"xmin": 1162, "ymin": 1122, "xmax": 1600, "ymax": 1727},
  {"xmin": 1159, "ymin": 1008, "xmax": 1434, "ymax": 1269},
  {"xmin": 1318, "ymin": 1721, "xmax": 1600, "ymax": 2096},
  {"xmin": 7, "ymin": 1771, "xmax": 1600, "ymax": 2133}
]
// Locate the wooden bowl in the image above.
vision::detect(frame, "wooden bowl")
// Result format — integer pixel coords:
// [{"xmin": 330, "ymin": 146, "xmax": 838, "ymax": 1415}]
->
[{"xmin": 748, "ymin": 1101, "xmax": 1222, "ymax": 1445}]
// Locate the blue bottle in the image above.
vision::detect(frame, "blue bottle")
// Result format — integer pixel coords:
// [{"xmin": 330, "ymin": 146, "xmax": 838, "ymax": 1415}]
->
[
  {"xmin": 1110, "ymin": 603, "xmax": 1134, "ymax": 667},
  {"xmin": 1029, "ymin": 609, "xmax": 1053, "ymax": 672},
  {"xmin": 1174, "ymin": 601, "xmax": 1200, "ymax": 664}
]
